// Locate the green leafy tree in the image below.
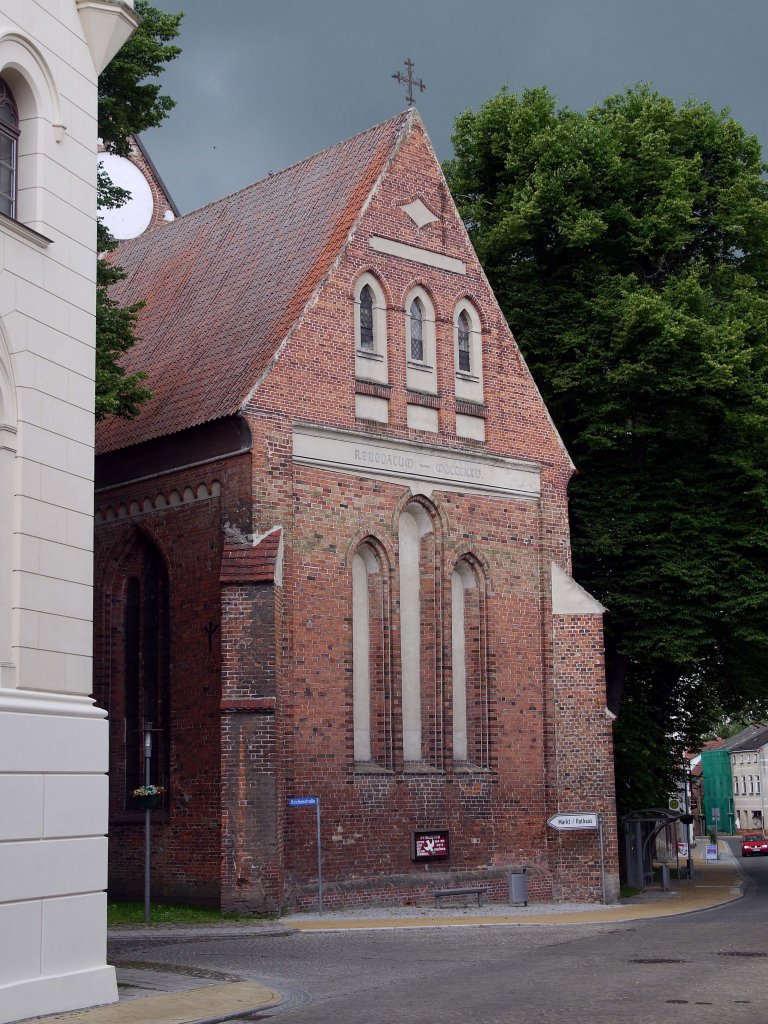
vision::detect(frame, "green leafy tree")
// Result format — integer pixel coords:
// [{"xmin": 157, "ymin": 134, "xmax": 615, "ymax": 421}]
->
[
  {"xmin": 96, "ymin": 0, "xmax": 182, "ymax": 420},
  {"xmin": 445, "ymin": 85, "xmax": 768, "ymax": 810}
]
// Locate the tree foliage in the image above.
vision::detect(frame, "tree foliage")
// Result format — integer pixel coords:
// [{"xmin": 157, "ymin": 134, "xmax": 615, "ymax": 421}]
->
[
  {"xmin": 95, "ymin": 1, "xmax": 182, "ymax": 421},
  {"xmin": 445, "ymin": 85, "xmax": 768, "ymax": 810}
]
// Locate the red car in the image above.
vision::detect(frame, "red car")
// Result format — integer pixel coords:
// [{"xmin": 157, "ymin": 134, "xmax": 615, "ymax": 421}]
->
[{"xmin": 741, "ymin": 833, "xmax": 768, "ymax": 856}]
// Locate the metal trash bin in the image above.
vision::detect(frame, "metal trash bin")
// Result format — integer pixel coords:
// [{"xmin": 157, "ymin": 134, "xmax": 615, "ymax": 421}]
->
[{"xmin": 508, "ymin": 868, "xmax": 527, "ymax": 906}]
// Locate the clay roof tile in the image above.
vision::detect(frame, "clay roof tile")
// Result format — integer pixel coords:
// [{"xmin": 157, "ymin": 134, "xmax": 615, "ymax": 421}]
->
[{"xmin": 97, "ymin": 112, "xmax": 412, "ymax": 454}]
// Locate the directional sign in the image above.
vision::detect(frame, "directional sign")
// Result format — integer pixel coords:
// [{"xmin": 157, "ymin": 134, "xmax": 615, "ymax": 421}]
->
[
  {"xmin": 289, "ymin": 797, "xmax": 318, "ymax": 807},
  {"xmin": 547, "ymin": 812, "xmax": 599, "ymax": 830}
]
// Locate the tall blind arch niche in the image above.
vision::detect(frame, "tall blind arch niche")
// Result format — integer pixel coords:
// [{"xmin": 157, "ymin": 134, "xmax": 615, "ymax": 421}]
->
[
  {"xmin": 354, "ymin": 272, "xmax": 388, "ymax": 386},
  {"xmin": 118, "ymin": 532, "xmax": 171, "ymax": 808},
  {"xmin": 451, "ymin": 556, "xmax": 490, "ymax": 768},
  {"xmin": 0, "ymin": 337, "xmax": 16, "ymax": 680},
  {"xmin": 398, "ymin": 500, "xmax": 443, "ymax": 766},
  {"xmin": 404, "ymin": 286, "xmax": 437, "ymax": 395},
  {"xmin": 352, "ymin": 539, "xmax": 393, "ymax": 768}
]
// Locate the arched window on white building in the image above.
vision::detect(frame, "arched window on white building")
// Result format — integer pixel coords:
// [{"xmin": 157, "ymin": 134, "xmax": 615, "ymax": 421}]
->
[
  {"xmin": 0, "ymin": 36, "xmax": 64, "ymax": 229},
  {"xmin": 0, "ymin": 77, "xmax": 19, "ymax": 219}
]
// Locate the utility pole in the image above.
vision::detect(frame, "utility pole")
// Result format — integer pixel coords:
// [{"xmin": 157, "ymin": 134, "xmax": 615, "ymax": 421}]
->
[
  {"xmin": 682, "ymin": 759, "xmax": 694, "ymax": 880},
  {"xmin": 144, "ymin": 723, "xmax": 153, "ymax": 925}
]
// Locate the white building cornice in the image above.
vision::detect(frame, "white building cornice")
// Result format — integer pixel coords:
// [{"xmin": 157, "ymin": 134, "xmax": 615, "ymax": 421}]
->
[{"xmin": 76, "ymin": 0, "xmax": 141, "ymax": 74}]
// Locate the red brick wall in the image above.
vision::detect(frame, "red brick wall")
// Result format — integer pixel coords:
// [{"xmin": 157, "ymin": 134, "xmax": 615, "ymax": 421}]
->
[
  {"xmin": 550, "ymin": 612, "xmax": 619, "ymax": 901},
  {"xmin": 270, "ymin": 466, "xmax": 558, "ymax": 899},
  {"xmin": 94, "ymin": 456, "xmax": 251, "ymax": 904},
  {"xmin": 220, "ymin": 583, "xmax": 280, "ymax": 912}
]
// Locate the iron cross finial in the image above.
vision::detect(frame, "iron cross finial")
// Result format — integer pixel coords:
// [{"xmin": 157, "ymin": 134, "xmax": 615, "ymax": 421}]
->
[{"xmin": 392, "ymin": 58, "xmax": 426, "ymax": 107}]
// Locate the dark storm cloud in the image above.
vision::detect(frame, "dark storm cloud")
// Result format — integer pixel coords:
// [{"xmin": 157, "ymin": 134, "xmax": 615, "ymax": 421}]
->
[{"xmin": 144, "ymin": 0, "xmax": 768, "ymax": 214}]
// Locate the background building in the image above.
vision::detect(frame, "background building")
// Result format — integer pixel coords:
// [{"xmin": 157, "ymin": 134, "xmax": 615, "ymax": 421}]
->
[
  {"xmin": 698, "ymin": 724, "xmax": 767, "ymax": 835},
  {"xmin": 730, "ymin": 727, "xmax": 768, "ymax": 831},
  {"xmin": 0, "ymin": 2, "xmax": 137, "ymax": 1020}
]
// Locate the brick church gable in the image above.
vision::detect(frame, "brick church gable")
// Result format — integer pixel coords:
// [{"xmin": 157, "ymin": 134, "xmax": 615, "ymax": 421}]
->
[{"xmin": 97, "ymin": 110, "xmax": 567, "ymax": 472}]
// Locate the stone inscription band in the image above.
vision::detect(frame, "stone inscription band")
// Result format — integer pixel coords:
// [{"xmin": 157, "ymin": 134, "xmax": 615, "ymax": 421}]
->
[{"xmin": 292, "ymin": 424, "xmax": 540, "ymax": 498}]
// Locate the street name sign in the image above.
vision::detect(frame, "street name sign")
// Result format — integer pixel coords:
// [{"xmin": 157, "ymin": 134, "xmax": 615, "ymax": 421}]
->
[
  {"xmin": 288, "ymin": 797, "xmax": 323, "ymax": 912},
  {"xmin": 547, "ymin": 813, "xmax": 599, "ymax": 830}
]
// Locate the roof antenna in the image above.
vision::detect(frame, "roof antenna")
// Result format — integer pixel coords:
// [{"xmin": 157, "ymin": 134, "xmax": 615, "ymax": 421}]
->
[{"xmin": 392, "ymin": 58, "xmax": 426, "ymax": 107}]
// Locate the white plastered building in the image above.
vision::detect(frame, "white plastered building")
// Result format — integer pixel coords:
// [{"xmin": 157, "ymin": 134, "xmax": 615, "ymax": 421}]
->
[
  {"xmin": 730, "ymin": 726, "xmax": 768, "ymax": 833},
  {"xmin": 0, "ymin": 2, "xmax": 138, "ymax": 1021}
]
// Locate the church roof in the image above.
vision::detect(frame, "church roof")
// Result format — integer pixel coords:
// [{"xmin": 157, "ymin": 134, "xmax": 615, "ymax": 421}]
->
[{"xmin": 97, "ymin": 111, "xmax": 412, "ymax": 454}]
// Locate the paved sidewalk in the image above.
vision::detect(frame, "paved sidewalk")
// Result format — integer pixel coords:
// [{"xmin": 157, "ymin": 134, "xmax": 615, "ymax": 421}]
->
[
  {"xmin": 32, "ymin": 983, "xmax": 282, "ymax": 1024},
  {"xmin": 283, "ymin": 848, "xmax": 744, "ymax": 932},
  {"xmin": 27, "ymin": 844, "xmax": 745, "ymax": 1024}
]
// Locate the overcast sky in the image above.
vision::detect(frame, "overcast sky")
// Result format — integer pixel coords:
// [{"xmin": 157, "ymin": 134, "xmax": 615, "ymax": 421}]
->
[{"xmin": 144, "ymin": 0, "xmax": 768, "ymax": 215}]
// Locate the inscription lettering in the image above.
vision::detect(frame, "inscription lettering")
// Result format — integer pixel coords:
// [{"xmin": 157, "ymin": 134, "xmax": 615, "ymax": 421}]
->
[
  {"xmin": 354, "ymin": 448, "xmax": 415, "ymax": 469},
  {"xmin": 293, "ymin": 425, "xmax": 540, "ymax": 499},
  {"xmin": 435, "ymin": 462, "xmax": 482, "ymax": 480}
]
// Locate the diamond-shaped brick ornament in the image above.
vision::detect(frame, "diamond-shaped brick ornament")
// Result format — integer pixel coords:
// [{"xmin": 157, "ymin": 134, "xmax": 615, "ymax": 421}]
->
[{"xmin": 400, "ymin": 198, "xmax": 439, "ymax": 228}]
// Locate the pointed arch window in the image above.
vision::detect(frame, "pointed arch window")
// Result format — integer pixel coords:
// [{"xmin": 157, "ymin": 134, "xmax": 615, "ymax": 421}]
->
[
  {"xmin": 457, "ymin": 310, "xmax": 471, "ymax": 373},
  {"xmin": 359, "ymin": 285, "xmax": 375, "ymax": 351},
  {"xmin": 354, "ymin": 272, "xmax": 388, "ymax": 388},
  {"xmin": 453, "ymin": 300, "xmax": 484, "ymax": 407},
  {"xmin": 409, "ymin": 297, "xmax": 424, "ymax": 362},
  {"xmin": 404, "ymin": 287, "xmax": 437, "ymax": 402},
  {"xmin": 0, "ymin": 78, "xmax": 19, "ymax": 219}
]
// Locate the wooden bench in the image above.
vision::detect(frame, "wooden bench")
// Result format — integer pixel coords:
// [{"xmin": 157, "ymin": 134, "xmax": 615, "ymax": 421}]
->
[{"xmin": 433, "ymin": 886, "xmax": 489, "ymax": 907}]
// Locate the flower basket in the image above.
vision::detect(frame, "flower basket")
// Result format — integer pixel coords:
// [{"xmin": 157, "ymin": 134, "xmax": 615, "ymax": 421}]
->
[
  {"xmin": 135, "ymin": 793, "xmax": 162, "ymax": 810},
  {"xmin": 132, "ymin": 786, "xmax": 165, "ymax": 810}
]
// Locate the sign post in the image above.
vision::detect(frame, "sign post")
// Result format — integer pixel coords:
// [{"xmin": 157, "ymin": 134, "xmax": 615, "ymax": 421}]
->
[
  {"xmin": 598, "ymin": 813, "xmax": 606, "ymax": 906},
  {"xmin": 547, "ymin": 811, "xmax": 606, "ymax": 904},
  {"xmin": 289, "ymin": 797, "xmax": 323, "ymax": 913}
]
